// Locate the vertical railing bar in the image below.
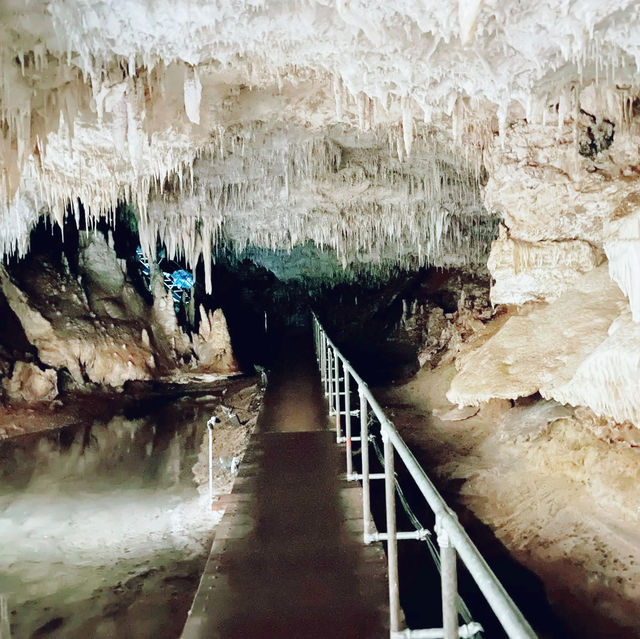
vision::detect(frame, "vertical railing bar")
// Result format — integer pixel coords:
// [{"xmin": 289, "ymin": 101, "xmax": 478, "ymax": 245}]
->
[
  {"xmin": 0, "ymin": 594, "xmax": 9, "ymax": 639},
  {"xmin": 320, "ymin": 330, "xmax": 324, "ymax": 388},
  {"xmin": 360, "ymin": 387, "xmax": 372, "ymax": 542},
  {"xmin": 323, "ymin": 333, "xmax": 328, "ymax": 396},
  {"xmin": 437, "ymin": 521, "xmax": 459, "ymax": 639},
  {"xmin": 345, "ymin": 365, "xmax": 353, "ymax": 476},
  {"xmin": 207, "ymin": 418, "xmax": 214, "ymax": 505},
  {"xmin": 327, "ymin": 347, "xmax": 334, "ymax": 413},
  {"xmin": 334, "ymin": 348, "xmax": 341, "ymax": 442},
  {"xmin": 383, "ymin": 428, "xmax": 402, "ymax": 633},
  {"xmin": 320, "ymin": 331, "xmax": 326, "ymax": 390}
]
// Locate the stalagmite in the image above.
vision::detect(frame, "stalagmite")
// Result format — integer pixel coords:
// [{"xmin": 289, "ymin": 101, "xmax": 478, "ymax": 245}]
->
[
  {"xmin": 3, "ymin": 362, "xmax": 58, "ymax": 403},
  {"xmin": 191, "ymin": 306, "xmax": 239, "ymax": 374}
]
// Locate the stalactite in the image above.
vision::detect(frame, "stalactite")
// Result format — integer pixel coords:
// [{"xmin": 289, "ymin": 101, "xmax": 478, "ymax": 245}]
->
[{"xmin": 0, "ymin": 0, "xmax": 638, "ymax": 292}]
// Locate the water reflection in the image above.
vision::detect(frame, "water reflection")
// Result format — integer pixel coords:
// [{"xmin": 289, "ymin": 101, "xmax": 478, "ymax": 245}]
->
[{"xmin": 0, "ymin": 391, "xmax": 226, "ymax": 639}]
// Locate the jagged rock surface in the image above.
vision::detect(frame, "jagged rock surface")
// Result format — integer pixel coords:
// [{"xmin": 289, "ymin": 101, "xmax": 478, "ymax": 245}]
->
[
  {"xmin": 447, "ymin": 266, "xmax": 640, "ymax": 425},
  {"xmin": 0, "ymin": 234, "xmax": 239, "ymax": 391},
  {"xmin": 0, "ymin": 260, "xmax": 156, "ymax": 387},
  {"xmin": 483, "ymin": 113, "xmax": 640, "ymax": 306},
  {"xmin": 488, "ymin": 226, "xmax": 605, "ymax": 305}
]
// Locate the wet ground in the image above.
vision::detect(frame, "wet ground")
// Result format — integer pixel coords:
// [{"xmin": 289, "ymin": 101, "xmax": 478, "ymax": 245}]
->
[{"xmin": 0, "ymin": 378, "xmax": 257, "ymax": 639}]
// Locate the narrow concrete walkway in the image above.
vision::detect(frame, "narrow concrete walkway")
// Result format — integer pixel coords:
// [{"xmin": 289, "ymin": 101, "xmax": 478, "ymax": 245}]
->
[{"xmin": 182, "ymin": 332, "xmax": 389, "ymax": 639}]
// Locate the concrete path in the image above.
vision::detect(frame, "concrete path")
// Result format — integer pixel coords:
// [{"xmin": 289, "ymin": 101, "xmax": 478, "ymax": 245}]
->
[{"xmin": 181, "ymin": 333, "xmax": 389, "ymax": 638}]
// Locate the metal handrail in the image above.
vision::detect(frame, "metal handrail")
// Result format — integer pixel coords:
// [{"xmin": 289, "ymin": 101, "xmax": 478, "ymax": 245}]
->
[{"xmin": 312, "ymin": 314, "xmax": 537, "ymax": 639}]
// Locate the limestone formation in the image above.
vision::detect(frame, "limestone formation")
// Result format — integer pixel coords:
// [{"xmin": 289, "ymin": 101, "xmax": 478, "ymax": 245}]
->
[
  {"xmin": 488, "ymin": 226, "xmax": 605, "ymax": 305},
  {"xmin": 604, "ymin": 206, "xmax": 640, "ymax": 322},
  {"xmin": 551, "ymin": 310, "xmax": 640, "ymax": 426},
  {"xmin": 447, "ymin": 266, "xmax": 629, "ymax": 412},
  {"xmin": 3, "ymin": 362, "xmax": 58, "ymax": 402},
  {"xmin": 0, "ymin": 267, "xmax": 156, "ymax": 388},
  {"xmin": 0, "ymin": 2, "xmax": 639, "ymax": 424},
  {"xmin": 0, "ymin": 234, "xmax": 240, "ymax": 391},
  {"xmin": 191, "ymin": 306, "xmax": 239, "ymax": 375},
  {"xmin": 1, "ymin": 2, "xmax": 639, "ymax": 287}
]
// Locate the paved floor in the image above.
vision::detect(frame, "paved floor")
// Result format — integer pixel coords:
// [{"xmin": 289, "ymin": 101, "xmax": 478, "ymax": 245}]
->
[{"xmin": 181, "ymin": 332, "xmax": 389, "ymax": 639}]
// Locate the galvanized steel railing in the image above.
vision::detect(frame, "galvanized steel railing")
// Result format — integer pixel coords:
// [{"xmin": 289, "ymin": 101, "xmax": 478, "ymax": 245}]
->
[
  {"xmin": 312, "ymin": 315, "xmax": 536, "ymax": 639},
  {"xmin": 0, "ymin": 594, "xmax": 9, "ymax": 639}
]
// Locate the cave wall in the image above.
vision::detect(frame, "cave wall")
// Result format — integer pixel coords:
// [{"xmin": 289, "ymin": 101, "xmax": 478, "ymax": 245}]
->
[
  {"xmin": 1, "ymin": 2, "xmax": 640, "ymax": 423},
  {"xmin": 0, "ymin": 225, "xmax": 240, "ymax": 402},
  {"xmin": 448, "ymin": 99, "xmax": 640, "ymax": 427}
]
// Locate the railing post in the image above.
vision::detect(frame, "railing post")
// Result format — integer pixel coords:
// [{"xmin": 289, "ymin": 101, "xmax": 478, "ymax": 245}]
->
[
  {"xmin": 327, "ymin": 347, "xmax": 334, "ymax": 412},
  {"xmin": 0, "ymin": 594, "xmax": 9, "ymax": 639},
  {"xmin": 334, "ymin": 352, "xmax": 341, "ymax": 441},
  {"xmin": 383, "ymin": 427, "xmax": 402, "ymax": 633},
  {"xmin": 437, "ymin": 518, "xmax": 458, "ymax": 639},
  {"xmin": 360, "ymin": 388, "xmax": 372, "ymax": 542},
  {"xmin": 313, "ymin": 320, "xmax": 318, "ymax": 353},
  {"xmin": 345, "ymin": 368, "xmax": 353, "ymax": 476},
  {"xmin": 323, "ymin": 333, "xmax": 329, "ymax": 396},
  {"xmin": 207, "ymin": 417, "xmax": 215, "ymax": 505},
  {"xmin": 320, "ymin": 329, "xmax": 326, "ymax": 387}
]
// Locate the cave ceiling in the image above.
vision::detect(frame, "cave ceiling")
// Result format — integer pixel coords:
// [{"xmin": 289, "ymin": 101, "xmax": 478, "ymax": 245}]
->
[{"xmin": 1, "ymin": 1, "xmax": 639, "ymax": 290}]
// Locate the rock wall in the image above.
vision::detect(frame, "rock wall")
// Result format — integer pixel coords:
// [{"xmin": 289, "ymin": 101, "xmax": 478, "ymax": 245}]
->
[
  {"xmin": 0, "ymin": 233, "xmax": 240, "ymax": 398},
  {"xmin": 484, "ymin": 112, "xmax": 640, "ymax": 306},
  {"xmin": 449, "ymin": 104, "xmax": 640, "ymax": 427},
  {"xmin": 0, "ymin": 242, "xmax": 157, "ymax": 388}
]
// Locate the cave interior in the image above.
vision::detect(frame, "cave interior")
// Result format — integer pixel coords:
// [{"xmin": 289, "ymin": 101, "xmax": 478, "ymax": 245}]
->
[{"xmin": 2, "ymin": 2, "xmax": 640, "ymax": 638}]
